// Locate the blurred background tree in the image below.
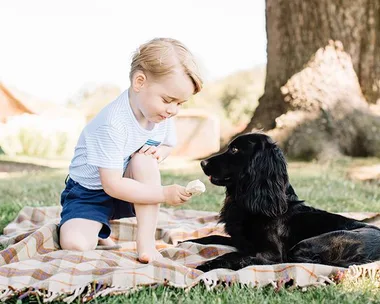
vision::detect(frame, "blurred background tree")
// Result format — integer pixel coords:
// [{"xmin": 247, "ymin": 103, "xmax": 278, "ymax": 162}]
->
[
  {"xmin": 68, "ymin": 83, "xmax": 121, "ymax": 122},
  {"xmin": 192, "ymin": 66, "xmax": 265, "ymax": 145}
]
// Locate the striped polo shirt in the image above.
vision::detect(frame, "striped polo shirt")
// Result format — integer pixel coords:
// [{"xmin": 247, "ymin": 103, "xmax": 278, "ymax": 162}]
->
[{"xmin": 68, "ymin": 89, "xmax": 177, "ymax": 190}]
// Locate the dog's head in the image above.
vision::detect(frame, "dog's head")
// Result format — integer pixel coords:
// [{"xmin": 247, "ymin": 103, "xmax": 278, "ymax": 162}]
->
[{"xmin": 201, "ymin": 133, "xmax": 292, "ymax": 217}]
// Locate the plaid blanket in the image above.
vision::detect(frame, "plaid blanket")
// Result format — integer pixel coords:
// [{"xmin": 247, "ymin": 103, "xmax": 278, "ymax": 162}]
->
[{"xmin": 0, "ymin": 206, "xmax": 379, "ymax": 303}]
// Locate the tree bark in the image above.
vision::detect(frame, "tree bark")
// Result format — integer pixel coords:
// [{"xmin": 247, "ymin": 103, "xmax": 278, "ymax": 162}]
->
[
  {"xmin": 244, "ymin": 0, "xmax": 380, "ymax": 132},
  {"xmin": 268, "ymin": 41, "xmax": 380, "ymax": 159}
]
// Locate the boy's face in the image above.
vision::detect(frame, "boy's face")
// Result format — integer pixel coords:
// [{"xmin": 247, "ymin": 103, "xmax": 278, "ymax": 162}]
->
[{"xmin": 136, "ymin": 69, "xmax": 194, "ymax": 123}]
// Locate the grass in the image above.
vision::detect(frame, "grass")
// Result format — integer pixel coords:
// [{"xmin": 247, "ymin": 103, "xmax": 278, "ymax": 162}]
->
[
  {"xmin": 10, "ymin": 284, "xmax": 378, "ymax": 304},
  {"xmin": 0, "ymin": 156, "xmax": 379, "ymax": 303}
]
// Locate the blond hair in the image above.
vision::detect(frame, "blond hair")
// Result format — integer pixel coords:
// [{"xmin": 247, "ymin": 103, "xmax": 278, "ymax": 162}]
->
[{"xmin": 129, "ymin": 38, "xmax": 203, "ymax": 94}]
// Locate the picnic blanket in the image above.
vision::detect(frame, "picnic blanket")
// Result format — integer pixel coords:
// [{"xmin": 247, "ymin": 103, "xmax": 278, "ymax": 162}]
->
[{"xmin": 0, "ymin": 207, "xmax": 379, "ymax": 303}]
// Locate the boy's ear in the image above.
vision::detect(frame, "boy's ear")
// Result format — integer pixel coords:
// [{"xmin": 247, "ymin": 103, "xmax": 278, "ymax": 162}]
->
[{"xmin": 132, "ymin": 71, "xmax": 147, "ymax": 92}]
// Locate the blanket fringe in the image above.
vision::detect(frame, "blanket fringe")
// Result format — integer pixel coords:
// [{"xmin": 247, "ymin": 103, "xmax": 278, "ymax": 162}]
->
[
  {"xmin": 0, "ymin": 284, "xmax": 140, "ymax": 303},
  {"xmin": 43, "ymin": 291, "xmax": 61, "ymax": 303},
  {"xmin": 346, "ymin": 264, "xmax": 380, "ymax": 287},
  {"xmin": 63, "ymin": 285, "xmax": 87, "ymax": 303},
  {"xmin": 197, "ymin": 271, "xmax": 338, "ymax": 292},
  {"xmin": 0, "ymin": 266, "xmax": 376, "ymax": 303},
  {"xmin": 199, "ymin": 276, "xmax": 281, "ymax": 291},
  {"xmin": 0, "ymin": 288, "xmax": 14, "ymax": 301},
  {"xmin": 317, "ymin": 275, "xmax": 335, "ymax": 286}
]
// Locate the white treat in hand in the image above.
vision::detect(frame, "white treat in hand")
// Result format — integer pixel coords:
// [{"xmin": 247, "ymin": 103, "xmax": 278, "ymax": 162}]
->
[{"xmin": 186, "ymin": 179, "xmax": 206, "ymax": 196}]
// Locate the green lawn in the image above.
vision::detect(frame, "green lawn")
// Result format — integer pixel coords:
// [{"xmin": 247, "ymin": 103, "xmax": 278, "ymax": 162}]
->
[{"xmin": 0, "ymin": 156, "xmax": 379, "ymax": 303}]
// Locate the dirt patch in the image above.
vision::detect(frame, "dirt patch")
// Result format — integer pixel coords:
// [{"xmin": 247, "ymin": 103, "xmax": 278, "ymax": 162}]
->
[{"xmin": 0, "ymin": 161, "xmax": 52, "ymax": 173}]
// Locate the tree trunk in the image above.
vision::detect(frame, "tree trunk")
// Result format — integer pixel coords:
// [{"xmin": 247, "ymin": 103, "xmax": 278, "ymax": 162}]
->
[
  {"xmin": 268, "ymin": 41, "xmax": 380, "ymax": 159},
  {"xmin": 244, "ymin": 0, "xmax": 380, "ymax": 132}
]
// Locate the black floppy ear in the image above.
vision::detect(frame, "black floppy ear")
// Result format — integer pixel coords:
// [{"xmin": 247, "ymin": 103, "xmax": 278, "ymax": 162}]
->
[
  {"xmin": 238, "ymin": 143, "xmax": 289, "ymax": 217},
  {"xmin": 286, "ymin": 184, "xmax": 302, "ymax": 202}
]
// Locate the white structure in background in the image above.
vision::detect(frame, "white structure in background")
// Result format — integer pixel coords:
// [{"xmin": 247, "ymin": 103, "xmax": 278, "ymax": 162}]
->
[
  {"xmin": 0, "ymin": 83, "xmax": 85, "ymax": 158},
  {"xmin": 172, "ymin": 109, "xmax": 220, "ymax": 159}
]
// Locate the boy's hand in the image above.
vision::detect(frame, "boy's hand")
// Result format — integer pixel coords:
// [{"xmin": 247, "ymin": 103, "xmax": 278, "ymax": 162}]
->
[
  {"xmin": 163, "ymin": 185, "xmax": 192, "ymax": 206},
  {"xmin": 139, "ymin": 145, "xmax": 163, "ymax": 162}
]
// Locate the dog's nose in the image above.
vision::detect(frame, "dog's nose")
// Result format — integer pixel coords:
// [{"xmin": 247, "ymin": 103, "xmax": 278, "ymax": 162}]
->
[{"xmin": 200, "ymin": 160, "xmax": 209, "ymax": 168}]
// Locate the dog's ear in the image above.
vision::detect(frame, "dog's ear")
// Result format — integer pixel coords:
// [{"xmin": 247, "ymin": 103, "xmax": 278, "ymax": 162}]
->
[
  {"xmin": 286, "ymin": 184, "xmax": 301, "ymax": 202},
  {"xmin": 237, "ymin": 143, "xmax": 289, "ymax": 217}
]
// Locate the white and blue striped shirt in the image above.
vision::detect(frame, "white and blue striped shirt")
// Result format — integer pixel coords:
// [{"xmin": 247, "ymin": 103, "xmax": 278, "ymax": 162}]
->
[{"xmin": 69, "ymin": 89, "xmax": 177, "ymax": 190}]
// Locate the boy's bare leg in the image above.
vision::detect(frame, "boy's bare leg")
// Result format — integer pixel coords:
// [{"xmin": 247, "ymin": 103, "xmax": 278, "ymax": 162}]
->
[
  {"xmin": 61, "ymin": 219, "xmax": 118, "ymax": 250},
  {"xmin": 134, "ymin": 204, "xmax": 161, "ymax": 262},
  {"xmin": 125, "ymin": 153, "xmax": 162, "ymax": 263},
  {"xmin": 60, "ymin": 218, "xmax": 102, "ymax": 251}
]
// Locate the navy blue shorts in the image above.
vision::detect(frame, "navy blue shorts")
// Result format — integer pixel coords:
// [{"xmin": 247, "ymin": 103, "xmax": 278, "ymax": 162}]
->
[{"xmin": 59, "ymin": 176, "xmax": 135, "ymax": 239}]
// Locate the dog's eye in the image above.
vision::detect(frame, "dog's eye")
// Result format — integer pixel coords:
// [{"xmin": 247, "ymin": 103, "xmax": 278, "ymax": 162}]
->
[{"xmin": 231, "ymin": 147, "xmax": 239, "ymax": 154}]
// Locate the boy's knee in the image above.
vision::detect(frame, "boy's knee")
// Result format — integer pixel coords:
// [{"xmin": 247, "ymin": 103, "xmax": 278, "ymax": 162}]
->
[
  {"xmin": 132, "ymin": 152, "xmax": 158, "ymax": 163},
  {"xmin": 60, "ymin": 232, "xmax": 97, "ymax": 251},
  {"xmin": 126, "ymin": 153, "xmax": 161, "ymax": 184},
  {"xmin": 130, "ymin": 153, "xmax": 159, "ymax": 169}
]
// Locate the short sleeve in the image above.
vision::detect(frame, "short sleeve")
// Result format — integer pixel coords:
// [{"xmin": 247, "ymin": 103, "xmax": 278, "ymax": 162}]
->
[
  {"xmin": 162, "ymin": 118, "xmax": 177, "ymax": 147},
  {"xmin": 85, "ymin": 125, "xmax": 125, "ymax": 169}
]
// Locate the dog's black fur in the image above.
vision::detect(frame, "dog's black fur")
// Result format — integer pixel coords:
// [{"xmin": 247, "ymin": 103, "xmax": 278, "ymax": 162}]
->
[{"xmin": 186, "ymin": 133, "xmax": 380, "ymax": 272}]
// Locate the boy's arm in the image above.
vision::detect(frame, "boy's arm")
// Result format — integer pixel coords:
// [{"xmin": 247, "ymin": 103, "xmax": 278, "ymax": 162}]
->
[
  {"xmin": 99, "ymin": 168, "xmax": 191, "ymax": 206},
  {"xmin": 99, "ymin": 168, "xmax": 165, "ymax": 204}
]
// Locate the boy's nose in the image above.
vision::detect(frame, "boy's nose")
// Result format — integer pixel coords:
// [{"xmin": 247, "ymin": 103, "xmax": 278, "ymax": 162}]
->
[{"xmin": 167, "ymin": 104, "xmax": 178, "ymax": 115}]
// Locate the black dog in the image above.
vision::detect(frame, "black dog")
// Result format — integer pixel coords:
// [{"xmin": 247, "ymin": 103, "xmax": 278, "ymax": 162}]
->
[{"xmin": 187, "ymin": 133, "xmax": 380, "ymax": 272}]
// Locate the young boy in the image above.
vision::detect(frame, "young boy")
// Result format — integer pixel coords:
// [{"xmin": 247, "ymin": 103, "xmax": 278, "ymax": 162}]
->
[{"xmin": 59, "ymin": 38, "xmax": 203, "ymax": 263}]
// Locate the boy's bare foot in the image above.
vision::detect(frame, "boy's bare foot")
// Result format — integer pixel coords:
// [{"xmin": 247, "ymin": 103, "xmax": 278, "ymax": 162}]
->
[
  {"xmin": 98, "ymin": 237, "xmax": 116, "ymax": 247},
  {"xmin": 96, "ymin": 237, "xmax": 122, "ymax": 250},
  {"xmin": 137, "ymin": 241, "xmax": 163, "ymax": 263}
]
